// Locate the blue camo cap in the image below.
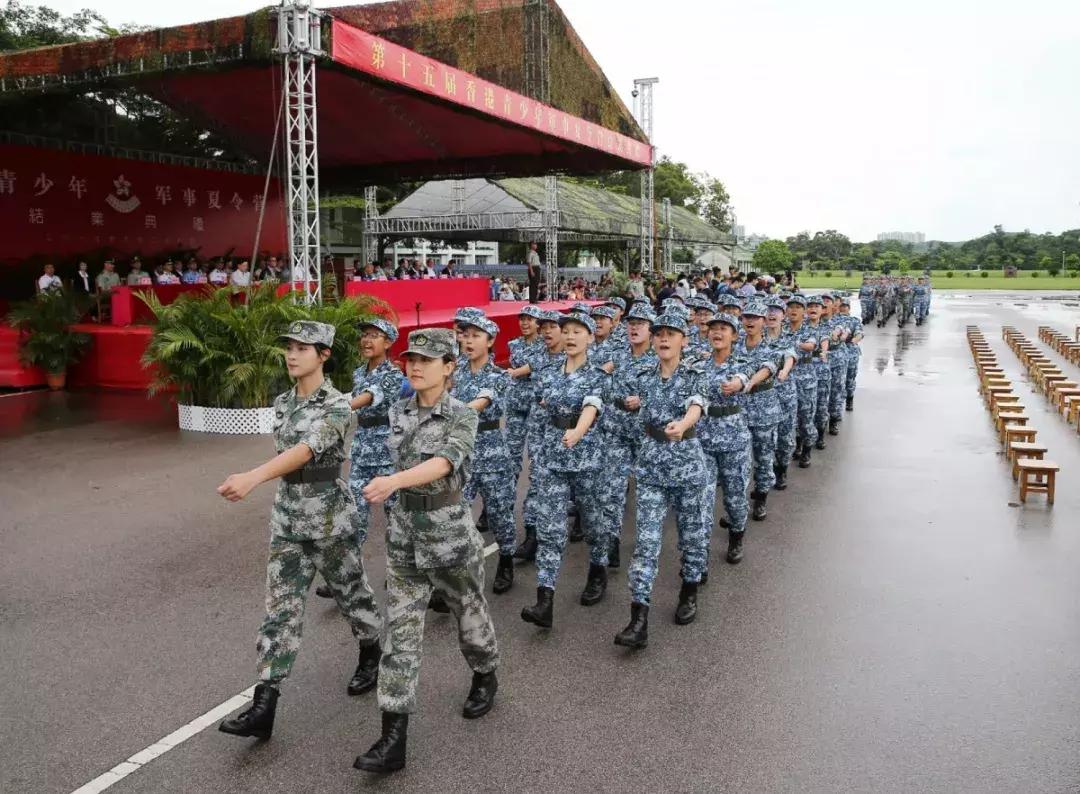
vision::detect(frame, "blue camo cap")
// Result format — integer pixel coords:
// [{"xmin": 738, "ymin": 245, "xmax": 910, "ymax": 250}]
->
[
  {"xmin": 538, "ymin": 309, "xmax": 562, "ymax": 324},
  {"xmin": 806, "ymin": 294, "xmax": 825, "ymax": 306},
  {"xmin": 570, "ymin": 301, "xmax": 593, "ymax": 314},
  {"xmin": 590, "ymin": 305, "xmax": 617, "ymax": 320},
  {"xmin": 359, "ymin": 317, "xmax": 399, "ymax": 343},
  {"xmin": 604, "ymin": 296, "xmax": 627, "ymax": 311},
  {"xmin": 626, "ymin": 303, "xmax": 656, "ymax": 322},
  {"xmin": 517, "ymin": 304, "xmax": 544, "ymax": 320},
  {"xmin": 460, "ymin": 315, "xmax": 499, "ymax": 338},
  {"xmin": 559, "ymin": 312, "xmax": 596, "ymax": 334},
  {"xmin": 786, "ymin": 294, "xmax": 807, "ymax": 307},
  {"xmin": 741, "ymin": 300, "xmax": 768, "ymax": 318},
  {"xmin": 632, "ymin": 295, "xmax": 653, "ymax": 305},
  {"xmin": 651, "ymin": 312, "xmax": 689, "ymax": 335},
  {"xmin": 706, "ymin": 312, "xmax": 740, "ymax": 332},
  {"xmin": 454, "ymin": 306, "xmax": 486, "ymax": 324},
  {"xmin": 719, "ymin": 294, "xmax": 742, "ymax": 308},
  {"xmin": 820, "ymin": 291, "xmax": 835, "ymax": 302}
]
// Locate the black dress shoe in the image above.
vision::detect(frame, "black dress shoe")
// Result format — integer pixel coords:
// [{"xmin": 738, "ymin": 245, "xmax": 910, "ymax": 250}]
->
[
  {"xmin": 579, "ymin": 563, "xmax": 607, "ymax": 606},
  {"xmin": 674, "ymin": 581, "xmax": 698, "ymax": 625},
  {"xmin": 513, "ymin": 525, "xmax": 537, "ymax": 561},
  {"xmin": 492, "ymin": 553, "xmax": 514, "ymax": 594},
  {"xmin": 354, "ymin": 711, "xmax": 407, "ymax": 774},
  {"xmin": 462, "ymin": 670, "xmax": 498, "ymax": 719},
  {"xmin": 726, "ymin": 530, "xmax": 744, "ymax": 565},
  {"xmin": 614, "ymin": 603, "xmax": 649, "ymax": 649},
  {"xmin": 521, "ymin": 586, "xmax": 554, "ymax": 628},
  {"xmin": 347, "ymin": 642, "xmax": 380, "ymax": 696},
  {"xmin": 219, "ymin": 683, "xmax": 278, "ymax": 740},
  {"xmin": 428, "ymin": 590, "xmax": 451, "ymax": 613},
  {"xmin": 315, "ymin": 584, "xmax": 334, "ymax": 599}
]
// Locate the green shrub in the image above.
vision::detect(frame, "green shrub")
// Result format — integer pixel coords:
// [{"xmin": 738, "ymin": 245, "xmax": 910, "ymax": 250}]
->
[
  {"xmin": 1031, "ymin": 271, "xmax": 1040, "ymax": 278},
  {"xmin": 7, "ymin": 290, "xmax": 92, "ymax": 374},
  {"xmin": 945, "ymin": 271, "xmax": 954, "ymax": 278},
  {"xmin": 964, "ymin": 271, "xmax": 973, "ymax": 278},
  {"xmin": 824, "ymin": 271, "xmax": 832, "ymax": 277},
  {"xmin": 1069, "ymin": 270, "xmax": 1079, "ymax": 278},
  {"xmin": 980, "ymin": 271, "xmax": 990, "ymax": 278}
]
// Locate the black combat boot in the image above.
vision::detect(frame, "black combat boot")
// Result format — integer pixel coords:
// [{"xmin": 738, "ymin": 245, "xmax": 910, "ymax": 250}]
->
[
  {"xmin": 608, "ymin": 536, "xmax": 621, "ymax": 569},
  {"xmin": 492, "ymin": 553, "xmax": 514, "ymax": 594},
  {"xmin": 219, "ymin": 683, "xmax": 278, "ymax": 739},
  {"xmin": 579, "ymin": 563, "xmax": 608, "ymax": 606},
  {"xmin": 428, "ymin": 590, "xmax": 451, "ymax": 613},
  {"xmin": 726, "ymin": 530, "xmax": 744, "ymax": 564},
  {"xmin": 520, "ymin": 586, "xmax": 554, "ymax": 628},
  {"xmin": 462, "ymin": 670, "xmax": 498, "ymax": 719},
  {"xmin": 568, "ymin": 511, "xmax": 584, "ymax": 542},
  {"xmin": 794, "ymin": 437, "xmax": 804, "ymax": 460},
  {"xmin": 828, "ymin": 417, "xmax": 840, "ymax": 436},
  {"xmin": 347, "ymin": 641, "xmax": 380, "ymax": 696},
  {"xmin": 354, "ymin": 711, "xmax": 408, "ymax": 774},
  {"xmin": 514, "ymin": 525, "xmax": 538, "ymax": 561},
  {"xmin": 815, "ymin": 425, "xmax": 827, "ymax": 450},
  {"xmin": 315, "ymin": 583, "xmax": 334, "ymax": 599},
  {"xmin": 751, "ymin": 491, "xmax": 768, "ymax": 521},
  {"xmin": 846, "ymin": 395, "xmax": 854, "ymax": 412},
  {"xmin": 674, "ymin": 581, "xmax": 698, "ymax": 625},
  {"xmin": 798, "ymin": 444, "xmax": 812, "ymax": 468},
  {"xmin": 774, "ymin": 464, "xmax": 788, "ymax": 491},
  {"xmin": 614, "ymin": 603, "xmax": 649, "ymax": 649},
  {"xmin": 718, "ymin": 516, "xmax": 732, "ymax": 530}
]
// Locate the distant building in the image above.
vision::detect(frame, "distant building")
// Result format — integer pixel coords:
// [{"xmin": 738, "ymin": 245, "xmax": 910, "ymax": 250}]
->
[{"xmin": 877, "ymin": 231, "xmax": 926, "ymax": 244}]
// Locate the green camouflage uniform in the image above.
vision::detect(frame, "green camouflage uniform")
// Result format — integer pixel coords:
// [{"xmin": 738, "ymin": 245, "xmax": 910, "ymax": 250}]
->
[
  {"xmin": 256, "ymin": 321, "xmax": 382, "ymax": 685},
  {"xmin": 378, "ymin": 328, "xmax": 500, "ymax": 715}
]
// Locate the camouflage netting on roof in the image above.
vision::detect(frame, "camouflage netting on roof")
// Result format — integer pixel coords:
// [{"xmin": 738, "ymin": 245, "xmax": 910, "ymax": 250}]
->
[{"xmin": 327, "ymin": 0, "xmax": 644, "ymax": 141}]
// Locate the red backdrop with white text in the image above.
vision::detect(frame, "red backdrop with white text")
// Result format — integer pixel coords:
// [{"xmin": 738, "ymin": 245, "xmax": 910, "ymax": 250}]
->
[{"xmin": 0, "ymin": 144, "xmax": 286, "ymax": 264}]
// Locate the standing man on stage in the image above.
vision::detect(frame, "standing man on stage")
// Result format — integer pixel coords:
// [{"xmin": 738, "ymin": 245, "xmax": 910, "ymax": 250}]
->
[{"xmin": 527, "ymin": 241, "xmax": 542, "ymax": 304}]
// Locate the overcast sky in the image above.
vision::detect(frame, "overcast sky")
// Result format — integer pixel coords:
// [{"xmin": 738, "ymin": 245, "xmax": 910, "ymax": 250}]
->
[{"xmin": 43, "ymin": 0, "xmax": 1080, "ymax": 242}]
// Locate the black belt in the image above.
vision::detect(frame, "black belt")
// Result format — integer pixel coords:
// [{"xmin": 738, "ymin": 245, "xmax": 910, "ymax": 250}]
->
[
  {"xmin": 356, "ymin": 415, "xmax": 390, "ymax": 429},
  {"xmin": 399, "ymin": 489, "xmax": 462, "ymax": 511},
  {"xmin": 645, "ymin": 423, "xmax": 697, "ymax": 442},
  {"xmin": 749, "ymin": 381, "xmax": 773, "ymax": 394},
  {"xmin": 283, "ymin": 465, "xmax": 341, "ymax": 485},
  {"xmin": 477, "ymin": 419, "xmax": 502, "ymax": 432},
  {"xmin": 707, "ymin": 404, "xmax": 742, "ymax": 418},
  {"xmin": 552, "ymin": 414, "xmax": 581, "ymax": 430}
]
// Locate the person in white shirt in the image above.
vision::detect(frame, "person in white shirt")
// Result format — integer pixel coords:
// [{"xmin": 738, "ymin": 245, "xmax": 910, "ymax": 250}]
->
[
  {"xmin": 209, "ymin": 262, "xmax": 229, "ymax": 285},
  {"xmin": 231, "ymin": 261, "xmax": 252, "ymax": 287},
  {"xmin": 157, "ymin": 261, "xmax": 181, "ymax": 285},
  {"xmin": 38, "ymin": 263, "xmax": 63, "ymax": 293}
]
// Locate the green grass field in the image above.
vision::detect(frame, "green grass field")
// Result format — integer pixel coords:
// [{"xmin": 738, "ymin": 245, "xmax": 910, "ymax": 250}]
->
[{"xmin": 796, "ymin": 271, "xmax": 1080, "ymax": 291}]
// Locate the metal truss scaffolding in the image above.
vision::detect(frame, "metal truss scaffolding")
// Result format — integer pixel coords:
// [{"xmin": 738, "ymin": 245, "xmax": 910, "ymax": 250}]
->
[
  {"xmin": 544, "ymin": 174, "xmax": 559, "ymax": 293},
  {"xmin": 634, "ymin": 77, "xmax": 658, "ymax": 273},
  {"xmin": 361, "ymin": 184, "xmax": 378, "ymax": 267},
  {"xmin": 661, "ymin": 197, "xmax": 673, "ymax": 271},
  {"xmin": 523, "ymin": 0, "xmax": 551, "ymax": 104},
  {"xmin": 275, "ymin": 2, "xmax": 323, "ymax": 304}
]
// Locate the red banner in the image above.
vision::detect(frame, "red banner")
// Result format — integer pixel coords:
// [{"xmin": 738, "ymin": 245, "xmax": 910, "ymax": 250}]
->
[
  {"xmin": 0, "ymin": 143, "xmax": 286, "ymax": 263},
  {"xmin": 330, "ymin": 19, "xmax": 653, "ymax": 169}
]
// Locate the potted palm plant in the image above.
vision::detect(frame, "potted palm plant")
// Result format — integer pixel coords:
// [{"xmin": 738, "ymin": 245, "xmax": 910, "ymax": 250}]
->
[{"xmin": 7, "ymin": 291, "xmax": 91, "ymax": 390}]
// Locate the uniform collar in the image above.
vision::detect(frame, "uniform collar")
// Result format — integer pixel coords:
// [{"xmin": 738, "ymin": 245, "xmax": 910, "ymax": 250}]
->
[
  {"xmin": 287, "ymin": 377, "xmax": 332, "ymax": 409},
  {"xmin": 403, "ymin": 388, "xmax": 453, "ymax": 418}
]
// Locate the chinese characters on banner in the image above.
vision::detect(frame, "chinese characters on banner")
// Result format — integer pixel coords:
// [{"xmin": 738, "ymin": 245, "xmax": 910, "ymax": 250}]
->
[{"xmin": 0, "ymin": 144, "xmax": 286, "ymax": 263}]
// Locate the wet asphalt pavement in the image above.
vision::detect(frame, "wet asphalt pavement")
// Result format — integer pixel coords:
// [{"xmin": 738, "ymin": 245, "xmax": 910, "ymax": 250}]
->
[{"xmin": 3, "ymin": 291, "xmax": 1080, "ymax": 793}]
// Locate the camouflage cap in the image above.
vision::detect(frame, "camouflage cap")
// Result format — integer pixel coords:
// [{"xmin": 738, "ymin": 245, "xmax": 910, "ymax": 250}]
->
[
  {"xmin": 604, "ymin": 296, "xmax": 627, "ymax": 312},
  {"xmin": 806, "ymin": 294, "xmax": 825, "ymax": 306},
  {"xmin": 786, "ymin": 295, "xmax": 807, "ymax": 307},
  {"xmin": 538, "ymin": 309, "xmax": 563, "ymax": 324},
  {"xmin": 661, "ymin": 297, "xmax": 684, "ymax": 310},
  {"xmin": 279, "ymin": 320, "xmax": 336, "ymax": 347},
  {"xmin": 518, "ymin": 305, "xmax": 544, "ymax": 320},
  {"xmin": 569, "ymin": 301, "xmax": 593, "ymax": 315},
  {"xmin": 684, "ymin": 296, "xmax": 708, "ymax": 310},
  {"xmin": 359, "ymin": 317, "xmax": 399, "ymax": 343},
  {"xmin": 651, "ymin": 312, "xmax": 689, "ymax": 335},
  {"xmin": 632, "ymin": 295, "xmax": 653, "ymax": 305},
  {"xmin": 559, "ymin": 312, "xmax": 596, "ymax": 335},
  {"xmin": 706, "ymin": 312, "xmax": 740, "ymax": 331},
  {"xmin": 820, "ymin": 291, "xmax": 835, "ymax": 302},
  {"xmin": 719, "ymin": 294, "xmax": 742, "ymax": 308},
  {"xmin": 403, "ymin": 327, "xmax": 457, "ymax": 359},
  {"xmin": 765, "ymin": 297, "xmax": 787, "ymax": 312},
  {"xmin": 454, "ymin": 306, "xmax": 486, "ymax": 324},
  {"xmin": 840, "ymin": 297, "xmax": 852, "ymax": 306},
  {"xmin": 626, "ymin": 303, "xmax": 656, "ymax": 322},
  {"xmin": 590, "ymin": 305, "xmax": 618, "ymax": 320},
  {"xmin": 460, "ymin": 315, "xmax": 499, "ymax": 338},
  {"xmin": 741, "ymin": 300, "xmax": 768, "ymax": 318}
]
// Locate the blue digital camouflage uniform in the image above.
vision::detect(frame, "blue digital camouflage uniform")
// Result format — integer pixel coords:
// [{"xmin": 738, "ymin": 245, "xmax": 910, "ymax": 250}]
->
[
  {"xmin": 626, "ymin": 337, "xmax": 709, "ymax": 605},
  {"xmin": 734, "ymin": 332, "xmax": 782, "ymax": 493},
  {"xmin": 788, "ymin": 304, "xmax": 820, "ymax": 448},
  {"xmin": 698, "ymin": 332, "xmax": 752, "ymax": 537},
  {"xmin": 765, "ymin": 323, "xmax": 798, "ymax": 469},
  {"xmin": 349, "ymin": 358, "xmax": 405, "ymax": 541},
  {"xmin": 842, "ymin": 311, "xmax": 862, "ymax": 399},
  {"xmin": 379, "ymin": 331, "xmax": 499, "ymax": 715},
  {"xmin": 505, "ymin": 330, "xmax": 545, "ymax": 483},
  {"xmin": 452, "ymin": 357, "xmax": 516, "ymax": 557},
  {"xmin": 522, "ymin": 344, "xmax": 566, "ymax": 530},
  {"xmin": 806, "ymin": 310, "xmax": 831, "ymax": 429},
  {"xmin": 913, "ymin": 282, "xmax": 930, "ymax": 321},
  {"xmin": 824, "ymin": 310, "xmax": 848, "ymax": 421},
  {"xmin": 259, "ymin": 362, "xmax": 382, "ymax": 685},
  {"xmin": 532, "ymin": 355, "xmax": 610, "ymax": 589}
]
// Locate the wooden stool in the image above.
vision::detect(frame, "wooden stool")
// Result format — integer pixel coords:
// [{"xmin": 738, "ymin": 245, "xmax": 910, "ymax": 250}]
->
[
  {"xmin": 1004, "ymin": 426, "xmax": 1037, "ymax": 448},
  {"xmin": 997, "ymin": 412, "xmax": 1029, "ymax": 441},
  {"xmin": 1052, "ymin": 386, "xmax": 1080, "ymax": 411},
  {"xmin": 1017, "ymin": 460, "xmax": 1060, "ymax": 504},
  {"xmin": 1009, "ymin": 443, "xmax": 1047, "ymax": 479}
]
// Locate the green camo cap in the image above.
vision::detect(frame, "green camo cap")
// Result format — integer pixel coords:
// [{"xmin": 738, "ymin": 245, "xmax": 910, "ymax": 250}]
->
[
  {"xmin": 279, "ymin": 320, "xmax": 335, "ymax": 347},
  {"xmin": 403, "ymin": 327, "xmax": 457, "ymax": 359}
]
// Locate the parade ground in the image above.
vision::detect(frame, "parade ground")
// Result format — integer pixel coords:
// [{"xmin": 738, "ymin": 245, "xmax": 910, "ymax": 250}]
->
[{"xmin": 3, "ymin": 292, "xmax": 1080, "ymax": 794}]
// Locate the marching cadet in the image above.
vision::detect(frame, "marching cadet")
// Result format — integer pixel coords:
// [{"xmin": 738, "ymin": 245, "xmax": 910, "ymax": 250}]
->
[
  {"xmin": 514, "ymin": 310, "xmax": 566, "ymax": 562},
  {"xmin": 520, "ymin": 312, "xmax": 610, "ymax": 629},
  {"xmin": 734, "ymin": 301, "xmax": 783, "ymax": 521},
  {"xmin": 505, "ymin": 305, "xmax": 545, "ymax": 493},
  {"xmin": 604, "ymin": 296, "xmax": 629, "ymax": 345},
  {"xmin": 700, "ymin": 312, "xmax": 752, "ymax": 567},
  {"xmin": 838, "ymin": 298, "xmax": 863, "ymax": 410},
  {"xmin": 764, "ymin": 297, "xmax": 798, "ymax": 490},
  {"xmin": 602, "ymin": 302, "xmax": 657, "ymax": 568},
  {"xmin": 823, "ymin": 293, "xmax": 848, "ymax": 437},
  {"xmin": 590, "ymin": 304, "xmax": 621, "ymax": 372},
  {"xmin": 615, "ymin": 312, "xmax": 708, "ymax": 649},
  {"xmin": 452, "ymin": 315, "xmax": 516, "ymax": 594},
  {"xmin": 786, "ymin": 296, "xmax": 820, "ymax": 468},
  {"xmin": 687, "ymin": 296, "xmax": 717, "ymax": 362},
  {"xmin": 355, "ymin": 328, "xmax": 499, "ymax": 775},
  {"xmin": 805, "ymin": 294, "xmax": 832, "ymax": 450},
  {"xmin": 217, "ymin": 321, "xmax": 382, "ymax": 741}
]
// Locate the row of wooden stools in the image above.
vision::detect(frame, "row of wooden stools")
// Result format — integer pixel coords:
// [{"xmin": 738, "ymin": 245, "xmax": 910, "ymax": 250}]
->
[
  {"xmin": 968, "ymin": 326, "xmax": 1058, "ymax": 505},
  {"xmin": 1036, "ymin": 325, "xmax": 1080, "ymax": 430}
]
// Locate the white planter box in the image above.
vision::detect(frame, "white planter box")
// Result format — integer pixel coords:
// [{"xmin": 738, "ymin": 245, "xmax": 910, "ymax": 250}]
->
[{"xmin": 178, "ymin": 404, "xmax": 275, "ymax": 435}]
